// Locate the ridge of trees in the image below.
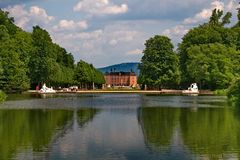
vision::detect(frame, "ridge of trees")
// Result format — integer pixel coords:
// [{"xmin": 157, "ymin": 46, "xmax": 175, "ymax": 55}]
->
[
  {"xmin": 140, "ymin": 8, "xmax": 240, "ymax": 90},
  {"xmin": 0, "ymin": 9, "xmax": 105, "ymax": 92}
]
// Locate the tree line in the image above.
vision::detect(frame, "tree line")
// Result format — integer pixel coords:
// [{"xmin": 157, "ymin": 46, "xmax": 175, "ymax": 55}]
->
[
  {"xmin": 139, "ymin": 8, "xmax": 240, "ymax": 91},
  {"xmin": 0, "ymin": 9, "xmax": 105, "ymax": 93}
]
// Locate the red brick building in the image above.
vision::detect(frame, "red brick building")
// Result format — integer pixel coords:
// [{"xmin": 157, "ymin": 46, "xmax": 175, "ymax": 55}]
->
[{"xmin": 104, "ymin": 72, "xmax": 137, "ymax": 87}]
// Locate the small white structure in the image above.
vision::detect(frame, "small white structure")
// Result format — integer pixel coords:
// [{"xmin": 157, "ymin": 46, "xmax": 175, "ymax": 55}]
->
[
  {"xmin": 39, "ymin": 83, "xmax": 56, "ymax": 94},
  {"xmin": 182, "ymin": 83, "xmax": 199, "ymax": 94}
]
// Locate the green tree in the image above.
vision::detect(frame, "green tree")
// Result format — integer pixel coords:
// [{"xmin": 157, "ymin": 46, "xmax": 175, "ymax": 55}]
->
[
  {"xmin": 221, "ymin": 12, "xmax": 232, "ymax": 26},
  {"xmin": 29, "ymin": 26, "xmax": 75, "ymax": 88},
  {"xmin": 74, "ymin": 60, "xmax": 92, "ymax": 86},
  {"xmin": 209, "ymin": 9, "xmax": 223, "ymax": 26},
  {"xmin": 185, "ymin": 43, "xmax": 240, "ymax": 89},
  {"xmin": 74, "ymin": 60, "xmax": 105, "ymax": 89},
  {"xmin": 0, "ymin": 9, "xmax": 17, "ymax": 35},
  {"xmin": 0, "ymin": 25, "xmax": 30, "ymax": 92},
  {"xmin": 139, "ymin": 35, "xmax": 180, "ymax": 89},
  {"xmin": 29, "ymin": 26, "xmax": 52, "ymax": 85},
  {"xmin": 179, "ymin": 9, "xmax": 239, "ymax": 87},
  {"xmin": 227, "ymin": 78, "xmax": 240, "ymax": 103}
]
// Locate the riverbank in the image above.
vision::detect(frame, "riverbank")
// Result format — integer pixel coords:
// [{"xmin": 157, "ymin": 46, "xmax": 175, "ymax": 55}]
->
[{"xmin": 26, "ymin": 89, "xmax": 214, "ymax": 95}]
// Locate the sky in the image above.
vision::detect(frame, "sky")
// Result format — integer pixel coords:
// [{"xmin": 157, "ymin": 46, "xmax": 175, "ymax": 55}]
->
[{"xmin": 0, "ymin": 0, "xmax": 239, "ymax": 67}]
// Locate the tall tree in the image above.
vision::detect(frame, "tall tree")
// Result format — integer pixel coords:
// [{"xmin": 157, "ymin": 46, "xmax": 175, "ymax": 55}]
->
[
  {"xmin": 179, "ymin": 8, "xmax": 239, "ymax": 87},
  {"xmin": 209, "ymin": 9, "xmax": 223, "ymax": 26},
  {"xmin": 221, "ymin": 12, "xmax": 232, "ymax": 26},
  {"xmin": 185, "ymin": 43, "xmax": 240, "ymax": 89},
  {"xmin": 139, "ymin": 35, "xmax": 180, "ymax": 89},
  {"xmin": 0, "ymin": 28, "xmax": 30, "ymax": 92},
  {"xmin": 74, "ymin": 60, "xmax": 105, "ymax": 89},
  {"xmin": 29, "ymin": 26, "xmax": 52, "ymax": 86}
]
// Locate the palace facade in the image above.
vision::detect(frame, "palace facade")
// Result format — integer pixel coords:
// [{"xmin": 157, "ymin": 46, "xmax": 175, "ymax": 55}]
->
[{"xmin": 104, "ymin": 72, "xmax": 137, "ymax": 87}]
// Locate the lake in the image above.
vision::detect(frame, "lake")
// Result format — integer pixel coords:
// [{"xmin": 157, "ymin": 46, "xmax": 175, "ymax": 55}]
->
[{"xmin": 0, "ymin": 93, "xmax": 238, "ymax": 160}]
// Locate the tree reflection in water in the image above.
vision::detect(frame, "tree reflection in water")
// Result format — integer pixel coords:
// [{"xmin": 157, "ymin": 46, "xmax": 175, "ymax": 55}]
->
[
  {"xmin": 0, "ymin": 108, "xmax": 99, "ymax": 160},
  {"xmin": 138, "ymin": 107, "xmax": 240, "ymax": 159},
  {"xmin": 138, "ymin": 107, "xmax": 180, "ymax": 151},
  {"xmin": 77, "ymin": 108, "xmax": 99, "ymax": 128}
]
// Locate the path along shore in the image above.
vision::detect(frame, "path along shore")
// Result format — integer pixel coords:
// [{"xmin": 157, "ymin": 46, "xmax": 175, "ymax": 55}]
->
[{"xmin": 27, "ymin": 89, "xmax": 214, "ymax": 95}]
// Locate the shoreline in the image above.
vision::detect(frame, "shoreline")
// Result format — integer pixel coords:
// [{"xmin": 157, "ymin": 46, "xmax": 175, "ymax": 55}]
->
[{"xmin": 26, "ymin": 89, "xmax": 214, "ymax": 95}]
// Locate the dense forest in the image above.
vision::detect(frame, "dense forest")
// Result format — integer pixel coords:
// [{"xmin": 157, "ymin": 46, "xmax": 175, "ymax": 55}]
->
[
  {"xmin": 0, "ymin": 9, "xmax": 105, "ymax": 93},
  {"xmin": 139, "ymin": 9, "xmax": 240, "ymax": 91}
]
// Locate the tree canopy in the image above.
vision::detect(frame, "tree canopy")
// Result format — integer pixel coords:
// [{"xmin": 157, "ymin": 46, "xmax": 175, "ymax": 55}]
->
[
  {"xmin": 138, "ymin": 35, "xmax": 180, "ymax": 89},
  {"xmin": 0, "ymin": 9, "xmax": 104, "ymax": 92},
  {"xmin": 178, "ymin": 8, "xmax": 240, "ymax": 89},
  {"xmin": 74, "ymin": 60, "xmax": 105, "ymax": 89}
]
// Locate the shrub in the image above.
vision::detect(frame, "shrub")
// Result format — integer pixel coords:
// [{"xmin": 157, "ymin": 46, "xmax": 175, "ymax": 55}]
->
[
  {"xmin": 227, "ymin": 79, "xmax": 240, "ymax": 103},
  {"xmin": 0, "ymin": 90, "xmax": 6, "ymax": 102}
]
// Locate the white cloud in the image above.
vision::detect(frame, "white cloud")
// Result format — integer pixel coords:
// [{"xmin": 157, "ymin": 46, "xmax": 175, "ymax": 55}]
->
[
  {"xmin": 183, "ymin": 0, "xmax": 224, "ymax": 25},
  {"xmin": 53, "ymin": 20, "xmax": 88, "ymax": 31},
  {"xmin": 163, "ymin": 25, "xmax": 189, "ymax": 38},
  {"xmin": 226, "ymin": 0, "xmax": 238, "ymax": 12},
  {"xmin": 106, "ymin": 30, "xmax": 138, "ymax": 45},
  {"xmin": 29, "ymin": 6, "xmax": 54, "ymax": 23},
  {"xmin": 4, "ymin": 5, "xmax": 54, "ymax": 30},
  {"xmin": 73, "ymin": 0, "xmax": 128, "ymax": 15},
  {"xmin": 50, "ymin": 22, "xmax": 146, "ymax": 67},
  {"xmin": 126, "ymin": 49, "xmax": 142, "ymax": 55}
]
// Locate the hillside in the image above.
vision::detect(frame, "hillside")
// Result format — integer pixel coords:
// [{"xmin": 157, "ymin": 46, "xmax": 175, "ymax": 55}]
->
[{"xmin": 98, "ymin": 62, "xmax": 140, "ymax": 76}]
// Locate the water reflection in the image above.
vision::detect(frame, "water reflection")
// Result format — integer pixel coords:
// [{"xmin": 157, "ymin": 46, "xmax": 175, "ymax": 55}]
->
[
  {"xmin": 0, "ymin": 108, "xmax": 100, "ymax": 160},
  {"xmin": 0, "ymin": 109, "xmax": 73, "ymax": 159},
  {"xmin": 180, "ymin": 108, "xmax": 240, "ymax": 159},
  {"xmin": 138, "ymin": 107, "xmax": 180, "ymax": 150},
  {"xmin": 1, "ymin": 94, "xmax": 240, "ymax": 160},
  {"xmin": 77, "ymin": 108, "xmax": 100, "ymax": 127},
  {"xmin": 138, "ymin": 106, "xmax": 240, "ymax": 159}
]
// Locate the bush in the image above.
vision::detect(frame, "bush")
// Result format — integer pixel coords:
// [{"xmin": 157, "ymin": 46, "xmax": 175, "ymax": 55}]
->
[
  {"xmin": 0, "ymin": 90, "xmax": 6, "ymax": 102},
  {"xmin": 227, "ymin": 79, "xmax": 240, "ymax": 103},
  {"xmin": 214, "ymin": 89, "xmax": 227, "ymax": 96}
]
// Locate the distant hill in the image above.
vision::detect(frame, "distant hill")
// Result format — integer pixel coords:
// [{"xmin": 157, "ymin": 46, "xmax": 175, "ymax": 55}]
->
[{"xmin": 98, "ymin": 62, "xmax": 140, "ymax": 76}]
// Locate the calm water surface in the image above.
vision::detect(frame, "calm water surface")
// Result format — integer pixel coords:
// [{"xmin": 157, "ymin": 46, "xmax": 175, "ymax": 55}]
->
[{"xmin": 0, "ymin": 94, "xmax": 238, "ymax": 160}]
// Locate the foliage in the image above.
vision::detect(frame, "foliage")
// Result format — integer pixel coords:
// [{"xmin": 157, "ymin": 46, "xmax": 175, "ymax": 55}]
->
[
  {"xmin": 0, "ymin": 90, "xmax": 6, "ymax": 102},
  {"xmin": 74, "ymin": 60, "xmax": 105, "ymax": 89},
  {"xmin": 185, "ymin": 43, "xmax": 240, "ymax": 90},
  {"xmin": 227, "ymin": 79, "xmax": 240, "ymax": 103},
  {"xmin": 29, "ymin": 26, "xmax": 75, "ymax": 87},
  {"xmin": 213, "ymin": 89, "xmax": 227, "ymax": 96},
  {"xmin": 139, "ymin": 35, "xmax": 180, "ymax": 89},
  {"xmin": 0, "ymin": 9, "xmax": 104, "ymax": 92},
  {"xmin": 179, "ymin": 8, "xmax": 240, "ymax": 90},
  {"xmin": 0, "ymin": 25, "xmax": 30, "ymax": 92}
]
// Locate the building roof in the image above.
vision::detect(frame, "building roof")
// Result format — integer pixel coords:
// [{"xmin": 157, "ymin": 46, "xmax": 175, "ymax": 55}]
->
[{"xmin": 105, "ymin": 71, "xmax": 136, "ymax": 76}]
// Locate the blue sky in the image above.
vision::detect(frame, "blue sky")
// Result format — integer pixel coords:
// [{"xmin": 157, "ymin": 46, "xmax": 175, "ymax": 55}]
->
[{"xmin": 1, "ymin": 0, "xmax": 239, "ymax": 67}]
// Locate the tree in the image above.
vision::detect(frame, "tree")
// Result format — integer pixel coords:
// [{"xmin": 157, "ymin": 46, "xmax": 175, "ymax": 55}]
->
[
  {"xmin": 185, "ymin": 43, "xmax": 240, "ymax": 90},
  {"xmin": 221, "ymin": 12, "xmax": 232, "ymax": 26},
  {"xmin": 29, "ymin": 26, "xmax": 75, "ymax": 88},
  {"xmin": 227, "ymin": 78, "xmax": 240, "ymax": 103},
  {"xmin": 0, "ymin": 36, "xmax": 30, "ymax": 92},
  {"xmin": 209, "ymin": 9, "xmax": 223, "ymax": 26},
  {"xmin": 29, "ymin": 26, "xmax": 52, "ymax": 86},
  {"xmin": 179, "ymin": 9, "xmax": 239, "ymax": 87},
  {"xmin": 74, "ymin": 60, "xmax": 105, "ymax": 89},
  {"xmin": 0, "ymin": 9, "xmax": 17, "ymax": 35},
  {"xmin": 0, "ymin": 24, "xmax": 31, "ymax": 92},
  {"xmin": 139, "ymin": 35, "xmax": 180, "ymax": 89}
]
